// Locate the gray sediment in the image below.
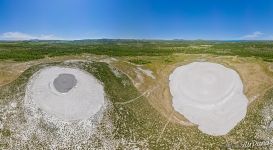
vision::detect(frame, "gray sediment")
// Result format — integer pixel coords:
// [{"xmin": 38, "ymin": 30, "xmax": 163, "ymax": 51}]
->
[{"xmin": 53, "ymin": 73, "xmax": 77, "ymax": 93}]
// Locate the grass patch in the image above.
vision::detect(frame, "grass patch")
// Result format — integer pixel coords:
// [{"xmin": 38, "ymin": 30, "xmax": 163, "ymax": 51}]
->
[
  {"xmin": 1, "ymin": 129, "xmax": 12, "ymax": 137},
  {"xmin": 129, "ymin": 59, "xmax": 151, "ymax": 65}
]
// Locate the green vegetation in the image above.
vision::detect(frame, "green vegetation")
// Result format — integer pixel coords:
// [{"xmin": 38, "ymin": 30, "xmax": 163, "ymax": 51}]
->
[
  {"xmin": 1, "ymin": 40, "xmax": 273, "ymax": 61},
  {"xmin": 1, "ymin": 129, "xmax": 11, "ymax": 137},
  {"xmin": 129, "ymin": 59, "xmax": 151, "ymax": 65}
]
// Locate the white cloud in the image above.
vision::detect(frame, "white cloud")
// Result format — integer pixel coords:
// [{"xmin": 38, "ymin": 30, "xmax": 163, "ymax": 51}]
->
[
  {"xmin": 0, "ymin": 32, "xmax": 63, "ymax": 40},
  {"xmin": 241, "ymin": 31, "xmax": 264, "ymax": 40}
]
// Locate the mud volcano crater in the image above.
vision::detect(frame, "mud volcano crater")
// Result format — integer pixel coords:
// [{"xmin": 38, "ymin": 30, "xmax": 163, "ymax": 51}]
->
[
  {"xmin": 25, "ymin": 67, "xmax": 105, "ymax": 121},
  {"xmin": 169, "ymin": 62, "xmax": 248, "ymax": 136}
]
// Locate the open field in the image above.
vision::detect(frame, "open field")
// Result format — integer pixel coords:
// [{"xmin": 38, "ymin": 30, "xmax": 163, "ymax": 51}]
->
[
  {"xmin": 0, "ymin": 40, "xmax": 273, "ymax": 149},
  {"xmin": 1, "ymin": 40, "xmax": 273, "ymax": 61}
]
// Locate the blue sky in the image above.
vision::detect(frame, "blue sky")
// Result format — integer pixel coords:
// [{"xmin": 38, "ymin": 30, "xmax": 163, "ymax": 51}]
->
[{"xmin": 0, "ymin": 0, "xmax": 273, "ymax": 40}]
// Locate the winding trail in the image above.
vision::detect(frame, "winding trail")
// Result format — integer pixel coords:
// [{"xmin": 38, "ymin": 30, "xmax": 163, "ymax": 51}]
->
[
  {"xmin": 115, "ymin": 86, "xmax": 158, "ymax": 105},
  {"xmin": 156, "ymin": 111, "xmax": 174, "ymax": 143}
]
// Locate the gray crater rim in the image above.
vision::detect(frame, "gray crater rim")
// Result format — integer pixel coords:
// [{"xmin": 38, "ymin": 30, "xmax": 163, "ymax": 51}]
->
[{"xmin": 53, "ymin": 73, "xmax": 77, "ymax": 93}]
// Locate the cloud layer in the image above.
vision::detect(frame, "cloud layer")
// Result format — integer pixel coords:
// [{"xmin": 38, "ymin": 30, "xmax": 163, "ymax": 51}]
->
[
  {"xmin": 241, "ymin": 31, "xmax": 264, "ymax": 40},
  {"xmin": 1, "ymin": 31, "xmax": 272, "ymax": 41},
  {"xmin": 0, "ymin": 32, "xmax": 62, "ymax": 40}
]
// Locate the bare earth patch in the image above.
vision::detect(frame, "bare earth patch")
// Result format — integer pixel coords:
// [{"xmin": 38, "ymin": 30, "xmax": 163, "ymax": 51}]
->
[{"xmin": 0, "ymin": 61, "xmax": 31, "ymax": 87}]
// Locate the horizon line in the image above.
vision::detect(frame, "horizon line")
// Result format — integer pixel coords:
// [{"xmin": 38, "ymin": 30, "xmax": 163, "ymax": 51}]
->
[{"xmin": 1, "ymin": 38, "xmax": 273, "ymax": 42}]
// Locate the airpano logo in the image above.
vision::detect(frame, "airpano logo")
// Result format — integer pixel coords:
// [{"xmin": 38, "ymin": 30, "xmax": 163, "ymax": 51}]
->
[
  {"xmin": 241, "ymin": 140, "xmax": 273, "ymax": 148},
  {"xmin": 225, "ymin": 140, "xmax": 273, "ymax": 149}
]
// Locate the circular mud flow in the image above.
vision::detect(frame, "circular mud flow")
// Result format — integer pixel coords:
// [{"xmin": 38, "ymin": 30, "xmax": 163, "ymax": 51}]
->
[
  {"xmin": 25, "ymin": 67, "xmax": 105, "ymax": 121},
  {"xmin": 169, "ymin": 62, "xmax": 248, "ymax": 136},
  {"xmin": 53, "ymin": 73, "xmax": 77, "ymax": 93}
]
